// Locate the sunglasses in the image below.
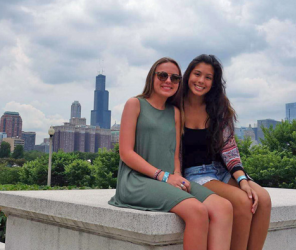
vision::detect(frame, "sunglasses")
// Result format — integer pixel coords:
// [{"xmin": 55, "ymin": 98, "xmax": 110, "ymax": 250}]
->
[{"xmin": 155, "ymin": 71, "xmax": 182, "ymax": 84}]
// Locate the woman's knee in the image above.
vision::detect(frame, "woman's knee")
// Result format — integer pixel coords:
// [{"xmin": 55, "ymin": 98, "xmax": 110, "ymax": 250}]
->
[
  {"xmin": 176, "ymin": 199, "xmax": 209, "ymax": 224},
  {"xmin": 232, "ymin": 194, "xmax": 253, "ymax": 220},
  {"xmin": 258, "ymin": 188, "xmax": 272, "ymax": 212},
  {"xmin": 205, "ymin": 195, "xmax": 233, "ymax": 220}
]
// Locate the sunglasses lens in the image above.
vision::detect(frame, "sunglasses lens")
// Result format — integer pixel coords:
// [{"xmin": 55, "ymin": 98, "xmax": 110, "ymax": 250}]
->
[
  {"xmin": 171, "ymin": 74, "xmax": 181, "ymax": 84},
  {"xmin": 157, "ymin": 72, "xmax": 168, "ymax": 81}
]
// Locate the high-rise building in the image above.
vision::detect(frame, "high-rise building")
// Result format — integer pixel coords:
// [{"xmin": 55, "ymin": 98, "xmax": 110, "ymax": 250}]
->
[
  {"xmin": 91, "ymin": 74, "xmax": 111, "ymax": 129},
  {"xmin": 71, "ymin": 101, "xmax": 81, "ymax": 119},
  {"xmin": 111, "ymin": 122, "xmax": 120, "ymax": 149},
  {"xmin": 0, "ymin": 111, "xmax": 22, "ymax": 138},
  {"xmin": 22, "ymin": 132, "xmax": 36, "ymax": 151},
  {"xmin": 52, "ymin": 123, "xmax": 111, "ymax": 153},
  {"xmin": 286, "ymin": 102, "xmax": 296, "ymax": 122},
  {"xmin": 257, "ymin": 119, "xmax": 281, "ymax": 143}
]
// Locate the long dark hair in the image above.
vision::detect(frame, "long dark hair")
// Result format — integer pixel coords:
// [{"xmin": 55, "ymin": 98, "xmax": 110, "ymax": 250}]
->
[
  {"xmin": 182, "ymin": 54, "xmax": 237, "ymax": 154},
  {"xmin": 137, "ymin": 57, "xmax": 183, "ymax": 109}
]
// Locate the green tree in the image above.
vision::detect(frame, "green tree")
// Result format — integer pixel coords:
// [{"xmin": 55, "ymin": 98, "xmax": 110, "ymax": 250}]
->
[
  {"xmin": 235, "ymin": 135, "xmax": 253, "ymax": 158},
  {"xmin": 0, "ymin": 164, "xmax": 21, "ymax": 184},
  {"xmin": 261, "ymin": 120, "xmax": 296, "ymax": 154},
  {"xmin": 93, "ymin": 144, "xmax": 120, "ymax": 188},
  {"xmin": 24, "ymin": 150, "xmax": 46, "ymax": 162},
  {"xmin": 65, "ymin": 159, "xmax": 94, "ymax": 187},
  {"xmin": 19, "ymin": 150, "xmax": 79, "ymax": 186},
  {"xmin": 0, "ymin": 142, "xmax": 10, "ymax": 158},
  {"xmin": 12, "ymin": 145, "xmax": 24, "ymax": 159},
  {"xmin": 243, "ymin": 145, "xmax": 296, "ymax": 188},
  {"xmin": 73, "ymin": 151, "xmax": 98, "ymax": 163},
  {"xmin": 19, "ymin": 155, "xmax": 49, "ymax": 185}
]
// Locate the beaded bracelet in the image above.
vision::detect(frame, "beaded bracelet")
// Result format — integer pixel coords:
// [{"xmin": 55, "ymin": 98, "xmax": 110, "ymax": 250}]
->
[
  {"xmin": 154, "ymin": 169, "xmax": 162, "ymax": 180},
  {"xmin": 162, "ymin": 172, "xmax": 170, "ymax": 182},
  {"xmin": 155, "ymin": 170, "xmax": 163, "ymax": 180},
  {"xmin": 237, "ymin": 175, "xmax": 247, "ymax": 185}
]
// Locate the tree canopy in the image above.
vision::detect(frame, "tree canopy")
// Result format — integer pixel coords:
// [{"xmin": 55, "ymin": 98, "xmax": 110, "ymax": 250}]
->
[
  {"xmin": 12, "ymin": 145, "xmax": 24, "ymax": 159},
  {"xmin": 0, "ymin": 142, "xmax": 10, "ymax": 158}
]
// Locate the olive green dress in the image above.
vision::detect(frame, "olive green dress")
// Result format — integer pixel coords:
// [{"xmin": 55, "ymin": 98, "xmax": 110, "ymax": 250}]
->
[{"xmin": 108, "ymin": 98, "xmax": 213, "ymax": 211}]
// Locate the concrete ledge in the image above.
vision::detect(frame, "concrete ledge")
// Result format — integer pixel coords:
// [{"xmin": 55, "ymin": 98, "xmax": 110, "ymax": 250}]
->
[
  {"xmin": 0, "ymin": 242, "xmax": 5, "ymax": 250},
  {"xmin": 0, "ymin": 188, "xmax": 296, "ymax": 250}
]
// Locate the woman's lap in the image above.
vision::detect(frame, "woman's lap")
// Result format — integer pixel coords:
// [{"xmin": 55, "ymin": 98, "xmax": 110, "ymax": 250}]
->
[
  {"xmin": 184, "ymin": 161, "xmax": 231, "ymax": 186},
  {"xmin": 118, "ymin": 174, "xmax": 214, "ymax": 212}
]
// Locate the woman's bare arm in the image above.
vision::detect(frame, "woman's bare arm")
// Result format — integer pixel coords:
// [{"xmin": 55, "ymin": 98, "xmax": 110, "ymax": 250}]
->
[{"xmin": 119, "ymin": 98, "xmax": 158, "ymax": 178}]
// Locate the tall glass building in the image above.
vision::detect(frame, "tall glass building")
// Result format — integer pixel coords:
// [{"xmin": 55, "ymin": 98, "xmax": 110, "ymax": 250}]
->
[
  {"xmin": 286, "ymin": 102, "xmax": 296, "ymax": 122},
  {"xmin": 90, "ymin": 74, "xmax": 111, "ymax": 129}
]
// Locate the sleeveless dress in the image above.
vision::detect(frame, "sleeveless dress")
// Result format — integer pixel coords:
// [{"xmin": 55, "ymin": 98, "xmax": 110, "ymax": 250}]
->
[{"xmin": 108, "ymin": 98, "xmax": 213, "ymax": 212}]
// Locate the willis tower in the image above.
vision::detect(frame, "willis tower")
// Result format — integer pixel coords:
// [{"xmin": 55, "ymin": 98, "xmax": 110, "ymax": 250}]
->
[{"xmin": 91, "ymin": 74, "xmax": 111, "ymax": 129}]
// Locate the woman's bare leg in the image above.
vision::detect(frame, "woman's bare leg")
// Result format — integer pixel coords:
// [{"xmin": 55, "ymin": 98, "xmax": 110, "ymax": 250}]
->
[
  {"xmin": 204, "ymin": 180, "xmax": 253, "ymax": 250},
  {"xmin": 228, "ymin": 179, "xmax": 271, "ymax": 250},
  {"xmin": 170, "ymin": 198, "xmax": 209, "ymax": 250},
  {"xmin": 203, "ymin": 194, "xmax": 233, "ymax": 250}
]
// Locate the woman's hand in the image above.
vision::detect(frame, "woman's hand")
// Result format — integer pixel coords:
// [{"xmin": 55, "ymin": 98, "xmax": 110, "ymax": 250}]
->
[
  {"xmin": 240, "ymin": 180, "xmax": 258, "ymax": 214},
  {"xmin": 163, "ymin": 173, "xmax": 191, "ymax": 193}
]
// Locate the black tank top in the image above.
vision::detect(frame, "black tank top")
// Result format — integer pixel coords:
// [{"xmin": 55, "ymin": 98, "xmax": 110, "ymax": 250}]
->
[{"xmin": 182, "ymin": 127, "xmax": 220, "ymax": 169}]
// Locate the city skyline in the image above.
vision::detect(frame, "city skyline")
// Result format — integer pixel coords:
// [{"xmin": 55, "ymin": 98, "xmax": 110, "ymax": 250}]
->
[{"xmin": 0, "ymin": 1, "xmax": 295, "ymax": 144}]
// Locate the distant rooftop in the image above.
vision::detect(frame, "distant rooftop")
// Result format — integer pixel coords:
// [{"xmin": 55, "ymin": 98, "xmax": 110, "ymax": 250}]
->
[
  {"xmin": 4, "ymin": 111, "xmax": 20, "ymax": 116},
  {"xmin": 111, "ymin": 122, "xmax": 120, "ymax": 130}
]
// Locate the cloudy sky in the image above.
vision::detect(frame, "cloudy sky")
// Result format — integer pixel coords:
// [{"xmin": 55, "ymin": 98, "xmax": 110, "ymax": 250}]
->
[{"xmin": 1, "ymin": 0, "xmax": 296, "ymax": 144}]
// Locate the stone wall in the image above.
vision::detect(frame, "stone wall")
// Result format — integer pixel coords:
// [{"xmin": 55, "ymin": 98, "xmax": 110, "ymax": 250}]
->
[{"xmin": 0, "ymin": 188, "xmax": 295, "ymax": 250}]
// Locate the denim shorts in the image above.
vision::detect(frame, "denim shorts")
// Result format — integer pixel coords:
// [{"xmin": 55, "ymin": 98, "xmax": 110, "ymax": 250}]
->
[{"xmin": 184, "ymin": 161, "xmax": 231, "ymax": 186}]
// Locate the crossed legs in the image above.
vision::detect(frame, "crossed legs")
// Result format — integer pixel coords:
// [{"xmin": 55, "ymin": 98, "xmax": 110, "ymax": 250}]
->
[{"xmin": 171, "ymin": 194, "xmax": 233, "ymax": 250}]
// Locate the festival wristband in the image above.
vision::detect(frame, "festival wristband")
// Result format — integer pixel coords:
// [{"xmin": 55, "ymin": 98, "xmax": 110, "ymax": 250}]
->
[
  {"xmin": 237, "ymin": 175, "xmax": 247, "ymax": 185},
  {"xmin": 162, "ymin": 172, "xmax": 170, "ymax": 182}
]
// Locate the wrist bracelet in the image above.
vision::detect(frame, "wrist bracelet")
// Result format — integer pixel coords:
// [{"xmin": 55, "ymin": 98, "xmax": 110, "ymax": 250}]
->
[
  {"xmin": 162, "ymin": 172, "xmax": 170, "ymax": 182},
  {"xmin": 237, "ymin": 175, "xmax": 247, "ymax": 185},
  {"xmin": 155, "ymin": 170, "xmax": 163, "ymax": 180},
  {"xmin": 154, "ymin": 169, "xmax": 162, "ymax": 180}
]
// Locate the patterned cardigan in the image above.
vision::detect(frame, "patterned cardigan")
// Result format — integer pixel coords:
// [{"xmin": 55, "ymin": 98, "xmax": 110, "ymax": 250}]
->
[{"xmin": 221, "ymin": 127, "xmax": 245, "ymax": 176}]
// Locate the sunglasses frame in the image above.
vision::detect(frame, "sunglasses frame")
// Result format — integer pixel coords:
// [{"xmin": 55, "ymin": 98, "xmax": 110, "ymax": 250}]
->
[{"xmin": 155, "ymin": 71, "xmax": 182, "ymax": 84}]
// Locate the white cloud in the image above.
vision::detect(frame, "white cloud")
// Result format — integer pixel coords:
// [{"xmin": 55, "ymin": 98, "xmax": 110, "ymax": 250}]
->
[
  {"xmin": 0, "ymin": 0, "xmax": 296, "ymax": 144},
  {"xmin": 3, "ymin": 101, "xmax": 65, "ymax": 143}
]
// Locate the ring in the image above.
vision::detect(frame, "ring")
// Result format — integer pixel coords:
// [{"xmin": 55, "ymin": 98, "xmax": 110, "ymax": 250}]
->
[
  {"xmin": 180, "ymin": 184, "xmax": 184, "ymax": 188},
  {"xmin": 182, "ymin": 181, "xmax": 185, "ymax": 185}
]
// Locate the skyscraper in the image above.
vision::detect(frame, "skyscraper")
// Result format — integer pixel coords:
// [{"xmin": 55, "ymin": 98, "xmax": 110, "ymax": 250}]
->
[
  {"xmin": 0, "ymin": 111, "xmax": 22, "ymax": 138},
  {"xmin": 91, "ymin": 74, "xmax": 111, "ymax": 129},
  {"xmin": 286, "ymin": 102, "xmax": 296, "ymax": 122},
  {"xmin": 22, "ymin": 131, "xmax": 36, "ymax": 151},
  {"xmin": 71, "ymin": 101, "xmax": 81, "ymax": 119}
]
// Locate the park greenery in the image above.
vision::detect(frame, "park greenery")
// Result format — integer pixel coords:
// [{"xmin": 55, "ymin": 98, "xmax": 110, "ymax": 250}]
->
[
  {"xmin": 1, "ymin": 120, "xmax": 296, "ymax": 242},
  {"xmin": 237, "ymin": 120, "xmax": 296, "ymax": 189}
]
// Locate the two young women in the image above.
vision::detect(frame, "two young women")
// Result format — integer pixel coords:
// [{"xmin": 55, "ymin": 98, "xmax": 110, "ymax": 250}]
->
[{"xmin": 109, "ymin": 55, "xmax": 271, "ymax": 250}]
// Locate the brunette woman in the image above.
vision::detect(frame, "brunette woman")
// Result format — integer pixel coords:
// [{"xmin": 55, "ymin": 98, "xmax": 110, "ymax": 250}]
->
[
  {"xmin": 182, "ymin": 54, "xmax": 271, "ymax": 250},
  {"xmin": 109, "ymin": 57, "xmax": 233, "ymax": 250}
]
